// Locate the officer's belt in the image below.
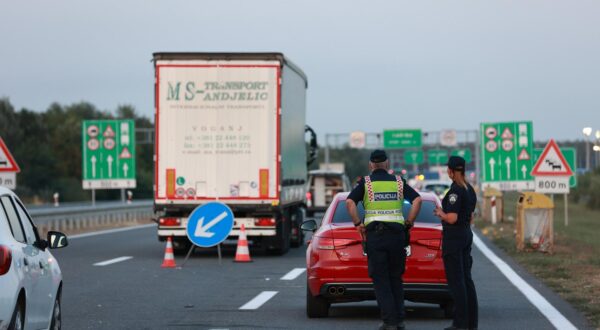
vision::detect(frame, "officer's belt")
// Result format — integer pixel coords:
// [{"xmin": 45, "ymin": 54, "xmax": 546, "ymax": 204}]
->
[
  {"xmin": 365, "ymin": 210, "xmax": 401, "ymax": 216},
  {"xmin": 366, "ymin": 221, "xmax": 405, "ymax": 232}
]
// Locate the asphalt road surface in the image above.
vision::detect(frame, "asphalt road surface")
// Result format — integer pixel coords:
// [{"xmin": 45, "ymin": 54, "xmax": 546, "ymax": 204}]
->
[{"xmin": 51, "ymin": 225, "xmax": 592, "ymax": 330}]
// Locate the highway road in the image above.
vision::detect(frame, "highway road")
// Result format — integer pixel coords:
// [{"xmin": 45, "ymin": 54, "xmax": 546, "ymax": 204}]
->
[{"xmin": 51, "ymin": 225, "xmax": 592, "ymax": 330}]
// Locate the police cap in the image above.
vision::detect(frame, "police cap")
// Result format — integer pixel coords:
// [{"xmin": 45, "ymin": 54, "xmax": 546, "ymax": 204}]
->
[
  {"xmin": 370, "ymin": 149, "xmax": 388, "ymax": 163},
  {"xmin": 447, "ymin": 155, "xmax": 466, "ymax": 171}
]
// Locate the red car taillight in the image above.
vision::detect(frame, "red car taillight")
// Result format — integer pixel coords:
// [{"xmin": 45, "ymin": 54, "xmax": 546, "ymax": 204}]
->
[
  {"xmin": 0, "ymin": 245, "xmax": 12, "ymax": 276},
  {"xmin": 416, "ymin": 239, "xmax": 441, "ymax": 250},
  {"xmin": 159, "ymin": 217, "xmax": 181, "ymax": 226},
  {"xmin": 254, "ymin": 218, "xmax": 276, "ymax": 227},
  {"xmin": 316, "ymin": 237, "xmax": 360, "ymax": 250}
]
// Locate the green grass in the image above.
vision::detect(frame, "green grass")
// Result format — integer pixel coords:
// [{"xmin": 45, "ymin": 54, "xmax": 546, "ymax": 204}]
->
[{"xmin": 476, "ymin": 193, "xmax": 600, "ymax": 328}]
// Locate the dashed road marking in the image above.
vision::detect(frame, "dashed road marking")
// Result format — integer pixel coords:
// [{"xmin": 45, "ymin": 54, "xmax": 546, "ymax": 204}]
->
[
  {"xmin": 280, "ymin": 267, "xmax": 306, "ymax": 280},
  {"xmin": 473, "ymin": 233, "xmax": 576, "ymax": 330},
  {"xmin": 93, "ymin": 256, "xmax": 133, "ymax": 267},
  {"xmin": 71, "ymin": 224, "xmax": 156, "ymax": 239},
  {"xmin": 239, "ymin": 291, "xmax": 278, "ymax": 310}
]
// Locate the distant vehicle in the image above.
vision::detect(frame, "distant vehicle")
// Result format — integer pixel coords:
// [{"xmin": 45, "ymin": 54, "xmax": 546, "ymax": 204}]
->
[
  {"xmin": 302, "ymin": 192, "xmax": 452, "ymax": 318},
  {"xmin": 153, "ymin": 53, "xmax": 317, "ymax": 255},
  {"xmin": 305, "ymin": 169, "xmax": 351, "ymax": 216},
  {"xmin": 0, "ymin": 186, "xmax": 68, "ymax": 330},
  {"xmin": 420, "ymin": 180, "xmax": 452, "ymax": 199}
]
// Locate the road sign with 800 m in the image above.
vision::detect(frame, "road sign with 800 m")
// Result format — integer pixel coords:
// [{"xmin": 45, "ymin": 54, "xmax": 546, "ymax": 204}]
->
[
  {"xmin": 82, "ymin": 120, "xmax": 136, "ymax": 189},
  {"xmin": 534, "ymin": 147, "xmax": 577, "ymax": 188},
  {"xmin": 480, "ymin": 121, "xmax": 534, "ymax": 191}
]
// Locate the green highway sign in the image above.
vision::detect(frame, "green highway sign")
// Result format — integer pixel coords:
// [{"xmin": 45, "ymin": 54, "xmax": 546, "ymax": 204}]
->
[
  {"xmin": 451, "ymin": 149, "xmax": 472, "ymax": 164},
  {"xmin": 427, "ymin": 150, "xmax": 448, "ymax": 165},
  {"xmin": 480, "ymin": 121, "xmax": 534, "ymax": 191},
  {"xmin": 404, "ymin": 150, "xmax": 424, "ymax": 165},
  {"xmin": 82, "ymin": 120, "xmax": 136, "ymax": 189},
  {"xmin": 383, "ymin": 129, "xmax": 422, "ymax": 149},
  {"xmin": 534, "ymin": 147, "xmax": 577, "ymax": 187}
]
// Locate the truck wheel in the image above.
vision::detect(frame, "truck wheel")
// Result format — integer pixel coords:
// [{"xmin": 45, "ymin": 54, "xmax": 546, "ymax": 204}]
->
[
  {"xmin": 290, "ymin": 208, "xmax": 305, "ymax": 248},
  {"xmin": 269, "ymin": 215, "xmax": 290, "ymax": 255},
  {"xmin": 306, "ymin": 286, "xmax": 329, "ymax": 318}
]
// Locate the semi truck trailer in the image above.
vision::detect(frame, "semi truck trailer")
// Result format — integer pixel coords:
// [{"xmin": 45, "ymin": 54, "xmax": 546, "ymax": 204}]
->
[{"xmin": 153, "ymin": 52, "xmax": 316, "ymax": 254}]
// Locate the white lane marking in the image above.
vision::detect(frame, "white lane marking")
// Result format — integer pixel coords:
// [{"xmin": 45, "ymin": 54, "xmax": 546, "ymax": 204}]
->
[
  {"xmin": 239, "ymin": 291, "xmax": 278, "ymax": 310},
  {"xmin": 93, "ymin": 256, "xmax": 133, "ymax": 267},
  {"xmin": 70, "ymin": 224, "xmax": 156, "ymax": 239},
  {"xmin": 280, "ymin": 267, "xmax": 306, "ymax": 280},
  {"xmin": 473, "ymin": 233, "xmax": 577, "ymax": 330}
]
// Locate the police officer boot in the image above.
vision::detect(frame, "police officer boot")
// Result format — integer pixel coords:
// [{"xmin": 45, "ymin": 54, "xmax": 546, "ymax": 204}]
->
[{"xmin": 444, "ymin": 326, "xmax": 467, "ymax": 330}]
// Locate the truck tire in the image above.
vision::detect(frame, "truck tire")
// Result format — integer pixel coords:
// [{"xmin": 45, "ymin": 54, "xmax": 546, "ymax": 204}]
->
[
  {"xmin": 306, "ymin": 286, "xmax": 329, "ymax": 318},
  {"xmin": 268, "ymin": 215, "xmax": 290, "ymax": 255},
  {"xmin": 290, "ymin": 208, "xmax": 305, "ymax": 248}
]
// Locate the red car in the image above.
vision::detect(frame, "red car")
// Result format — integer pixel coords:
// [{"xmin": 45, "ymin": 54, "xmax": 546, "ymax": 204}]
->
[{"xmin": 302, "ymin": 192, "xmax": 452, "ymax": 318}]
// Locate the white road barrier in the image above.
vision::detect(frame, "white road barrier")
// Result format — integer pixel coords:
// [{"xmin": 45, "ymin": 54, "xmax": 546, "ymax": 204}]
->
[
  {"xmin": 281, "ymin": 268, "xmax": 306, "ymax": 281},
  {"xmin": 473, "ymin": 232, "xmax": 577, "ymax": 330},
  {"xmin": 239, "ymin": 291, "xmax": 278, "ymax": 310},
  {"xmin": 93, "ymin": 256, "xmax": 133, "ymax": 267}
]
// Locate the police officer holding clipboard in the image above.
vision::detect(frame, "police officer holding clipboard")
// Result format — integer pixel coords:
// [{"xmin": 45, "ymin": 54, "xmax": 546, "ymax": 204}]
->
[
  {"xmin": 347, "ymin": 150, "xmax": 422, "ymax": 330},
  {"xmin": 434, "ymin": 156, "xmax": 478, "ymax": 330}
]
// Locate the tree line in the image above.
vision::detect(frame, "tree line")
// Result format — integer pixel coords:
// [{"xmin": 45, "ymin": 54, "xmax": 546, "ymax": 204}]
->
[{"xmin": 0, "ymin": 98, "xmax": 153, "ymax": 203}]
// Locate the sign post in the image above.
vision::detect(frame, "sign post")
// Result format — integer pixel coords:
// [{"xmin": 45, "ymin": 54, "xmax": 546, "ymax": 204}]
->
[
  {"xmin": 480, "ymin": 121, "xmax": 534, "ymax": 191},
  {"xmin": 82, "ymin": 120, "xmax": 136, "ymax": 203},
  {"xmin": 183, "ymin": 202, "xmax": 235, "ymax": 266},
  {"xmin": 0, "ymin": 137, "xmax": 20, "ymax": 190},
  {"xmin": 531, "ymin": 139, "xmax": 574, "ymax": 226}
]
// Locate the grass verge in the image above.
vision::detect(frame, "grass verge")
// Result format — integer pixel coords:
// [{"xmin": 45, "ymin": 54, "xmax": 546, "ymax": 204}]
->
[{"xmin": 476, "ymin": 192, "xmax": 600, "ymax": 328}]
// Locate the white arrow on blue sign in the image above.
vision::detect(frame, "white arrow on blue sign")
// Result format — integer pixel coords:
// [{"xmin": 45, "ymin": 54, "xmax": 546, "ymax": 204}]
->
[{"xmin": 186, "ymin": 202, "xmax": 234, "ymax": 248}]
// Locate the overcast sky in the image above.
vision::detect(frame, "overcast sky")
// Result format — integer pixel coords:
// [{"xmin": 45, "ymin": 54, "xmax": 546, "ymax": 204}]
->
[{"xmin": 1, "ymin": 1, "xmax": 599, "ymax": 141}]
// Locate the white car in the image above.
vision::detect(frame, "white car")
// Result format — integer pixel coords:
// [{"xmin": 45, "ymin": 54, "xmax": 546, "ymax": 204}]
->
[{"xmin": 0, "ymin": 186, "xmax": 68, "ymax": 330}]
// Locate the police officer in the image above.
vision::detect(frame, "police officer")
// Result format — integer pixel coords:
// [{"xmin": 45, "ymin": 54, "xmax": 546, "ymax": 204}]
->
[
  {"xmin": 346, "ymin": 150, "xmax": 422, "ymax": 330},
  {"xmin": 434, "ymin": 156, "xmax": 478, "ymax": 330}
]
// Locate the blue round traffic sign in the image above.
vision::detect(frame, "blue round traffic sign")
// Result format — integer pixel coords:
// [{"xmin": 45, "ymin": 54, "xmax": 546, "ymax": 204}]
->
[{"xmin": 186, "ymin": 202, "xmax": 234, "ymax": 248}]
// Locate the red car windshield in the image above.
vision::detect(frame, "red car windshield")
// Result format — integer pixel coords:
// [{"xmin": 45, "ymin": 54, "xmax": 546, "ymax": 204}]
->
[{"xmin": 332, "ymin": 200, "xmax": 441, "ymax": 224}]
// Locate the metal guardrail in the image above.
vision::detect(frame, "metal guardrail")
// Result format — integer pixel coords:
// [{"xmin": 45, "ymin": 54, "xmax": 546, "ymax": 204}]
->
[{"xmin": 29, "ymin": 200, "xmax": 154, "ymax": 233}]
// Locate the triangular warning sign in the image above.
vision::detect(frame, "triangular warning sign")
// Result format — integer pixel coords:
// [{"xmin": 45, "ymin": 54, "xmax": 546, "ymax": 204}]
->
[
  {"xmin": 531, "ymin": 139, "xmax": 573, "ymax": 176},
  {"xmin": 0, "ymin": 137, "xmax": 20, "ymax": 173},
  {"xmin": 103, "ymin": 125, "xmax": 115, "ymax": 138},
  {"xmin": 119, "ymin": 147, "xmax": 132, "ymax": 159},
  {"xmin": 518, "ymin": 149, "xmax": 530, "ymax": 160},
  {"xmin": 501, "ymin": 128, "xmax": 513, "ymax": 139}
]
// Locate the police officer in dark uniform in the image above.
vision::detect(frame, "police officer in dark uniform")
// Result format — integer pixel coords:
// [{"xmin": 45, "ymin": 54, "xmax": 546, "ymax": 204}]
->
[
  {"xmin": 346, "ymin": 150, "xmax": 422, "ymax": 330},
  {"xmin": 434, "ymin": 156, "xmax": 478, "ymax": 330}
]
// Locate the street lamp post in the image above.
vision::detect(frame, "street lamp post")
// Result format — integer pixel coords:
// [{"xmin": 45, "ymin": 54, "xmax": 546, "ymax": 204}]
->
[
  {"xmin": 595, "ymin": 131, "xmax": 600, "ymax": 169},
  {"xmin": 583, "ymin": 127, "xmax": 593, "ymax": 171}
]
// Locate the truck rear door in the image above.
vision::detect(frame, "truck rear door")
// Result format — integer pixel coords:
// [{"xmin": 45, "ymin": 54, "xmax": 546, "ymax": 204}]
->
[{"xmin": 155, "ymin": 59, "xmax": 281, "ymax": 204}]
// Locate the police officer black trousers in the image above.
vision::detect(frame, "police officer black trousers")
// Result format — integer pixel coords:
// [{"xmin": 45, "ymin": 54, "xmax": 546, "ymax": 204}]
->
[
  {"xmin": 442, "ymin": 229, "xmax": 478, "ymax": 329},
  {"xmin": 366, "ymin": 223, "xmax": 406, "ymax": 327}
]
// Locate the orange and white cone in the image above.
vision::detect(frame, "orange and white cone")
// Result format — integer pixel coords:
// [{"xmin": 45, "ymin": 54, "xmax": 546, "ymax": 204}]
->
[
  {"xmin": 234, "ymin": 224, "xmax": 252, "ymax": 262},
  {"xmin": 161, "ymin": 236, "xmax": 177, "ymax": 268}
]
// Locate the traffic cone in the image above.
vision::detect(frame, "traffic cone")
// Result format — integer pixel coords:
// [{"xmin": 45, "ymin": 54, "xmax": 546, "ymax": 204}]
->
[
  {"xmin": 234, "ymin": 224, "xmax": 252, "ymax": 262},
  {"xmin": 161, "ymin": 236, "xmax": 177, "ymax": 268}
]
